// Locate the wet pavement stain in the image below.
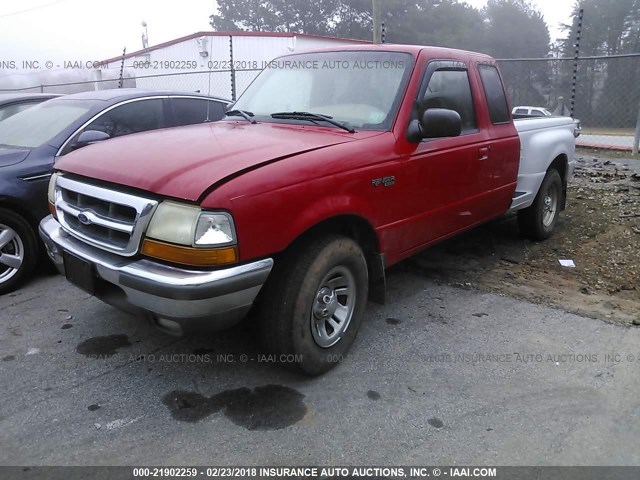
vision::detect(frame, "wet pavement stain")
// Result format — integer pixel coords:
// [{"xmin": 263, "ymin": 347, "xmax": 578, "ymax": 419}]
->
[
  {"xmin": 367, "ymin": 390, "xmax": 381, "ymax": 400},
  {"xmin": 87, "ymin": 404, "xmax": 101, "ymax": 411},
  {"xmin": 162, "ymin": 385, "xmax": 306, "ymax": 430},
  {"xmin": 76, "ymin": 335, "xmax": 131, "ymax": 357},
  {"xmin": 385, "ymin": 318, "xmax": 402, "ymax": 325},
  {"xmin": 428, "ymin": 417, "xmax": 444, "ymax": 428},
  {"xmin": 61, "ymin": 324, "xmax": 73, "ymax": 330},
  {"xmin": 2, "ymin": 355, "xmax": 16, "ymax": 361}
]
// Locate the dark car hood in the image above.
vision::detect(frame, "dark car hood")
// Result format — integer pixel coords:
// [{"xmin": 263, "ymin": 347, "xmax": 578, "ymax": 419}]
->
[
  {"xmin": 0, "ymin": 146, "xmax": 30, "ymax": 168},
  {"xmin": 55, "ymin": 121, "xmax": 377, "ymax": 201}
]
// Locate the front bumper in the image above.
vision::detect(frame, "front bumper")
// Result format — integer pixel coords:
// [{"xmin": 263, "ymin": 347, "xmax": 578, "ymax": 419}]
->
[{"xmin": 39, "ymin": 215, "xmax": 273, "ymax": 334}]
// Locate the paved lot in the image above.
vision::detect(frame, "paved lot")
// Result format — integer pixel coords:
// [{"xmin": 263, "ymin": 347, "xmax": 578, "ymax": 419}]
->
[
  {"xmin": 578, "ymin": 134, "xmax": 635, "ymax": 150},
  {"xmin": 1, "ymin": 265, "xmax": 639, "ymax": 466}
]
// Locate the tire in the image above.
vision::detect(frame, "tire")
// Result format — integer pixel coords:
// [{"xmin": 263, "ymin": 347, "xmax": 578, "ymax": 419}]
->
[
  {"xmin": 518, "ymin": 168, "xmax": 562, "ymax": 241},
  {"xmin": 257, "ymin": 235, "xmax": 369, "ymax": 376},
  {"xmin": 0, "ymin": 208, "xmax": 38, "ymax": 295}
]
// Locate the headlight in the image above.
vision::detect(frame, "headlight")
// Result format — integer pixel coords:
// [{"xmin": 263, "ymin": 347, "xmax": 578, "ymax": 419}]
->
[
  {"xmin": 146, "ymin": 202, "xmax": 236, "ymax": 247},
  {"xmin": 145, "ymin": 201, "xmax": 200, "ymax": 245},
  {"xmin": 143, "ymin": 201, "xmax": 238, "ymax": 267}
]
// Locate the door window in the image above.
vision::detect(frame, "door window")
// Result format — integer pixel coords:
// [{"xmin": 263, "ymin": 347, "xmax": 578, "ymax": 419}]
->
[
  {"xmin": 170, "ymin": 98, "xmax": 226, "ymax": 125},
  {"xmin": 84, "ymin": 98, "xmax": 164, "ymax": 138},
  {"xmin": 421, "ymin": 68, "xmax": 477, "ymax": 133}
]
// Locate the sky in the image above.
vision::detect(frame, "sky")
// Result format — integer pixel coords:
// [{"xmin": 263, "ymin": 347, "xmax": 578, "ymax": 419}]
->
[{"xmin": 0, "ymin": 0, "xmax": 576, "ymax": 66}]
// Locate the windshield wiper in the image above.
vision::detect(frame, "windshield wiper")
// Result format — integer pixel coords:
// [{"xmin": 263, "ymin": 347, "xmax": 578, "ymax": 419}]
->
[
  {"xmin": 270, "ymin": 111, "xmax": 356, "ymax": 133},
  {"xmin": 225, "ymin": 109, "xmax": 257, "ymax": 124}
]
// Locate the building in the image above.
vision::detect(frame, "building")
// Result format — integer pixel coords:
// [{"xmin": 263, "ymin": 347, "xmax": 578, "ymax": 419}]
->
[
  {"xmin": 0, "ymin": 32, "xmax": 368, "ymax": 97},
  {"xmin": 102, "ymin": 31, "xmax": 370, "ymax": 100}
]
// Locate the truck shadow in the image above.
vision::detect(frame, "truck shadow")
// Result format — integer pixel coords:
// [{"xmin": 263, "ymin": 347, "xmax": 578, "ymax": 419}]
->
[{"xmin": 389, "ymin": 213, "xmax": 534, "ymax": 287}]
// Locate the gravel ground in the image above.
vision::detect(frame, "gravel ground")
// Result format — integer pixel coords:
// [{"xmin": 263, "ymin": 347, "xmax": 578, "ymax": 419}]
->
[{"xmin": 404, "ymin": 152, "xmax": 639, "ymax": 325}]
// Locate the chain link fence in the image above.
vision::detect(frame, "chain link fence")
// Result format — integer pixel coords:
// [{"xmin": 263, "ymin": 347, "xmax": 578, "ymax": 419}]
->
[
  {"xmin": 497, "ymin": 54, "xmax": 640, "ymax": 152},
  {"xmin": 0, "ymin": 68, "xmax": 263, "ymax": 100},
  {"xmin": 2, "ymin": 54, "xmax": 639, "ymax": 153}
]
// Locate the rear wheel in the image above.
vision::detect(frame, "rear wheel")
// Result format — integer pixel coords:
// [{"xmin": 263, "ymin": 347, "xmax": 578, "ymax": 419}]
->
[
  {"xmin": 518, "ymin": 169, "xmax": 562, "ymax": 241},
  {"xmin": 257, "ymin": 235, "xmax": 368, "ymax": 376},
  {"xmin": 0, "ymin": 208, "xmax": 38, "ymax": 295}
]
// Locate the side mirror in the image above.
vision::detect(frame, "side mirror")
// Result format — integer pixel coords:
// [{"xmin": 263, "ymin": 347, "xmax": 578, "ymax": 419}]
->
[
  {"xmin": 407, "ymin": 108, "xmax": 462, "ymax": 143},
  {"xmin": 72, "ymin": 130, "xmax": 111, "ymax": 150}
]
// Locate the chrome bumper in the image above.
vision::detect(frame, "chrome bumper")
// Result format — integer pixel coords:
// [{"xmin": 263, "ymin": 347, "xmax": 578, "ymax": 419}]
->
[{"xmin": 39, "ymin": 215, "xmax": 273, "ymax": 334}]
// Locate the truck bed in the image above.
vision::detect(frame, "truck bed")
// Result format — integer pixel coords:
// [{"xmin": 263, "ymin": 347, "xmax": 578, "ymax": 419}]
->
[{"xmin": 510, "ymin": 116, "xmax": 577, "ymax": 211}]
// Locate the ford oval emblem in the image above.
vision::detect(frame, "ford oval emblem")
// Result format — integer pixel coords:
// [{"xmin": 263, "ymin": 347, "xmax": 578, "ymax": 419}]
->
[{"xmin": 77, "ymin": 212, "xmax": 91, "ymax": 225}]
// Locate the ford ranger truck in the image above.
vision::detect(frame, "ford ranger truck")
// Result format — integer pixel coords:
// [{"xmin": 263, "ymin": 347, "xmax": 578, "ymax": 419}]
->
[{"xmin": 39, "ymin": 45, "xmax": 576, "ymax": 375}]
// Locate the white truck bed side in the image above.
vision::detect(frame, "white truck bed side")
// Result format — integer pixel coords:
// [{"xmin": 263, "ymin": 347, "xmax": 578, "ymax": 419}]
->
[{"xmin": 510, "ymin": 116, "xmax": 577, "ymax": 211}]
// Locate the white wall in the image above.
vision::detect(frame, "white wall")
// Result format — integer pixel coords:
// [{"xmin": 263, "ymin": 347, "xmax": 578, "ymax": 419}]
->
[
  {"xmin": 0, "ymin": 34, "xmax": 365, "ymax": 96},
  {"xmin": 106, "ymin": 34, "xmax": 366, "ymax": 99}
]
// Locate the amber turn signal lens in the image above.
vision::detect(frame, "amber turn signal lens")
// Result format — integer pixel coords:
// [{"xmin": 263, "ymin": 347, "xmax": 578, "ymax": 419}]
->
[
  {"xmin": 48, "ymin": 201, "xmax": 57, "ymax": 218},
  {"xmin": 141, "ymin": 238, "xmax": 237, "ymax": 266}
]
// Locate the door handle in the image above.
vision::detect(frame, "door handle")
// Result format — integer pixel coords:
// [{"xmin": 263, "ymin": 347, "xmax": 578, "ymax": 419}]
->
[{"xmin": 478, "ymin": 146, "xmax": 490, "ymax": 161}]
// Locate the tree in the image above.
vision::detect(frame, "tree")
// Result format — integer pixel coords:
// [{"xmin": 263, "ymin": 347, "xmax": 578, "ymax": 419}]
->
[
  {"xmin": 483, "ymin": 0, "xmax": 550, "ymax": 58},
  {"xmin": 211, "ymin": 0, "xmax": 336, "ymax": 34},
  {"xmin": 211, "ymin": 0, "xmax": 552, "ymax": 56},
  {"xmin": 210, "ymin": 0, "xmax": 372, "ymax": 39},
  {"xmin": 559, "ymin": 0, "xmax": 640, "ymax": 127},
  {"xmin": 328, "ymin": 0, "xmax": 373, "ymax": 40},
  {"xmin": 481, "ymin": 0, "xmax": 551, "ymax": 106},
  {"xmin": 382, "ymin": 0, "xmax": 485, "ymax": 51}
]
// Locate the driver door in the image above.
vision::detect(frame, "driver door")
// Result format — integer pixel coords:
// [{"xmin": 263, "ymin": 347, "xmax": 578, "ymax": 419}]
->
[{"xmin": 402, "ymin": 59, "xmax": 493, "ymax": 248}]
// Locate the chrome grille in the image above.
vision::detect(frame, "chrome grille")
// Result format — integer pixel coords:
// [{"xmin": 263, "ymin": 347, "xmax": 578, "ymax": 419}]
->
[{"xmin": 54, "ymin": 175, "xmax": 158, "ymax": 256}]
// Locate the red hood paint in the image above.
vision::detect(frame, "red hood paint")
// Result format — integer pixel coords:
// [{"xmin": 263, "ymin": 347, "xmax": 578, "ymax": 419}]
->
[{"xmin": 56, "ymin": 121, "xmax": 370, "ymax": 201}]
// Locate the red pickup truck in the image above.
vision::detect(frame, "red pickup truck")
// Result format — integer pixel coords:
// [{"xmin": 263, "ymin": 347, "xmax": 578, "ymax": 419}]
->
[{"xmin": 40, "ymin": 45, "xmax": 576, "ymax": 374}]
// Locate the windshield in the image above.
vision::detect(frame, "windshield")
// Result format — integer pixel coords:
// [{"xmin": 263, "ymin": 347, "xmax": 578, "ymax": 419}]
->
[
  {"xmin": 232, "ymin": 51, "xmax": 414, "ymax": 130},
  {"xmin": 0, "ymin": 100, "xmax": 93, "ymax": 148}
]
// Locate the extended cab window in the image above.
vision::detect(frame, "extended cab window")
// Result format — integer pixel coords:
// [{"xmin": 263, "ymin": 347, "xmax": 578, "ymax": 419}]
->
[
  {"xmin": 421, "ymin": 68, "xmax": 477, "ymax": 133},
  {"xmin": 478, "ymin": 65, "xmax": 510, "ymax": 124}
]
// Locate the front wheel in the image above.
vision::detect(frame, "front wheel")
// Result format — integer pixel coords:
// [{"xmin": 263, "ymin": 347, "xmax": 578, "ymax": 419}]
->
[
  {"xmin": 257, "ymin": 235, "xmax": 369, "ymax": 376},
  {"xmin": 518, "ymin": 168, "xmax": 562, "ymax": 241},
  {"xmin": 0, "ymin": 208, "xmax": 38, "ymax": 295}
]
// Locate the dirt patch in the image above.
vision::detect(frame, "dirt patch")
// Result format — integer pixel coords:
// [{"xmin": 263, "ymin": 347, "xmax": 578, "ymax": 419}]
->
[{"xmin": 400, "ymin": 152, "xmax": 640, "ymax": 325}]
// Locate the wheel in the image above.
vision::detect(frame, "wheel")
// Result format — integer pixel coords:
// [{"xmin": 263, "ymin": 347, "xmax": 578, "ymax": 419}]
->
[
  {"xmin": 0, "ymin": 208, "xmax": 38, "ymax": 295},
  {"xmin": 257, "ymin": 235, "xmax": 369, "ymax": 376},
  {"xmin": 518, "ymin": 169, "xmax": 562, "ymax": 241}
]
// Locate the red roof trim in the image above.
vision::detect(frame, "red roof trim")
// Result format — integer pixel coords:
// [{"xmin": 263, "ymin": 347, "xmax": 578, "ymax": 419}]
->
[{"xmin": 103, "ymin": 31, "xmax": 370, "ymax": 63}]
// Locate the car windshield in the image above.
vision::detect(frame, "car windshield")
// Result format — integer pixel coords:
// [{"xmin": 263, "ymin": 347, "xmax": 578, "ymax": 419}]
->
[
  {"xmin": 232, "ymin": 51, "xmax": 414, "ymax": 130},
  {"xmin": 0, "ymin": 100, "xmax": 93, "ymax": 148}
]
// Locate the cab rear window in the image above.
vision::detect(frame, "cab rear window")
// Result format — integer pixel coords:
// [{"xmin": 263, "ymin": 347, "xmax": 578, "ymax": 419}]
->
[{"xmin": 478, "ymin": 65, "xmax": 510, "ymax": 124}]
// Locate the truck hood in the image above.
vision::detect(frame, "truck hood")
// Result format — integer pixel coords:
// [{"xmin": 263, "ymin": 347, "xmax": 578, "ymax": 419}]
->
[
  {"xmin": 0, "ymin": 146, "xmax": 30, "ymax": 168},
  {"xmin": 56, "ymin": 121, "xmax": 370, "ymax": 201}
]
